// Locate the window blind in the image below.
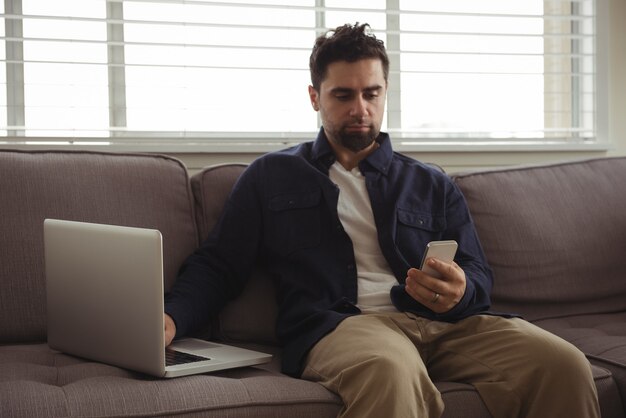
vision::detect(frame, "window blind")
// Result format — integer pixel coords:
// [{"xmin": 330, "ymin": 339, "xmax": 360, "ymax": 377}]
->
[{"xmin": 0, "ymin": 0, "xmax": 600, "ymax": 147}]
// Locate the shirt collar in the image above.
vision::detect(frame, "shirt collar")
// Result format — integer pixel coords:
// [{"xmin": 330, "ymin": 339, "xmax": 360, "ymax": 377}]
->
[{"xmin": 311, "ymin": 127, "xmax": 393, "ymax": 175}]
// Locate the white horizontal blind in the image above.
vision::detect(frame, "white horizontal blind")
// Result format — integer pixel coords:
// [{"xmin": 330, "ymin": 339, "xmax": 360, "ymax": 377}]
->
[{"xmin": 0, "ymin": 0, "xmax": 597, "ymax": 146}]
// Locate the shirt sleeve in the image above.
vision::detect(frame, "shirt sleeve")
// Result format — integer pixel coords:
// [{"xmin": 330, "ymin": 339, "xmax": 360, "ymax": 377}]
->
[
  {"xmin": 164, "ymin": 162, "xmax": 263, "ymax": 338},
  {"xmin": 391, "ymin": 178, "xmax": 493, "ymax": 321}
]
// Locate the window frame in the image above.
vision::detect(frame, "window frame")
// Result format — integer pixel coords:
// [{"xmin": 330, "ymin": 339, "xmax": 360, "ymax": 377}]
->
[{"xmin": 0, "ymin": 0, "xmax": 610, "ymax": 153}]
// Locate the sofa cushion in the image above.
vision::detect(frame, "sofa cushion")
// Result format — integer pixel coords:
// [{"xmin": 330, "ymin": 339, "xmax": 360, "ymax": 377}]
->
[
  {"xmin": 452, "ymin": 157, "xmax": 626, "ymax": 321},
  {"xmin": 190, "ymin": 164, "xmax": 278, "ymax": 345},
  {"xmin": 0, "ymin": 343, "xmax": 342, "ymax": 418},
  {"xmin": 535, "ymin": 313, "xmax": 626, "ymax": 362},
  {"xmin": 1, "ymin": 343, "xmax": 621, "ymax": 418},
  {"xmin": 191, "ymin": 163, "xmax": 248, "ymax": 241},
  {"xmin": 0, "ymin": 150, "xmax": 198, "ymax": 343}
]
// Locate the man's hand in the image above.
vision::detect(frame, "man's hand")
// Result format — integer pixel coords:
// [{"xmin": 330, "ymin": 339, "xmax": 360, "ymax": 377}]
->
[
  {"xmin": 405, "ymin": 258, "xmax": 466, "ymax": 313},
  {"xmin": 164, "ymin": 313, "xmax": 176, "ymax": 347}
]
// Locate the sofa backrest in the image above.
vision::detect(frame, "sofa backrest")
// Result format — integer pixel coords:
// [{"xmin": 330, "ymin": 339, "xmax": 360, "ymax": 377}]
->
[
  {"xmin": 191, "ymin": 164, "xmax": 279, "ymax": 345},
  {"xmin": 0, "ymin": 150, "xmax": 198, "ymax": 343},
  {"xmin": 452, "ymin": 157, "xmax": 626, "ymax": 321}
]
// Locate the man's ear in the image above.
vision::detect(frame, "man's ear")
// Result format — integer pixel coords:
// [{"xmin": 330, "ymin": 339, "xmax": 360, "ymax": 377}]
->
[{"xmin": 308, "ymin": 85, "xmax": 320, "ymax": 111}]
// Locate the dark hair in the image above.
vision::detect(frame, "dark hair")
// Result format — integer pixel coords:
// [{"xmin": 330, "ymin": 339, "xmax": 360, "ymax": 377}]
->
[{"xmin": 309, "ymin": 23, "xmax": 389, "ymax": 91}]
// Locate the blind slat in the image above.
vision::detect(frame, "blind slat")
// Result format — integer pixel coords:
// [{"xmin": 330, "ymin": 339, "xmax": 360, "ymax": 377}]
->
[
  {"xmin": 0, "ymin": 37, "xmax": 597, "ymax": 59},
  {"xmin": 0, "ymin": 12, "xmax": 594, "ymax": 26}
]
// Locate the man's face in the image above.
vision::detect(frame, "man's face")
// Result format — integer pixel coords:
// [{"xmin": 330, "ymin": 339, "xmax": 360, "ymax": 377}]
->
[{"xmin": 309, "ymin": 58, "xmax": 387, "ymax": 153}]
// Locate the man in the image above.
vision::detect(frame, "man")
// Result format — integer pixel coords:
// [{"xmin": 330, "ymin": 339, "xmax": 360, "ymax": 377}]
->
[{"xmin": 164, "ymin": 23, "xmax": 600, "ymax": 418}]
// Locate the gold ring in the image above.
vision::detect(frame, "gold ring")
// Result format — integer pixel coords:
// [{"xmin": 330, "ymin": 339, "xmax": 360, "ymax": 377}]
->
[{"xmin": 431, "ymin": 292, "xmax": 440, "ymax": 304}]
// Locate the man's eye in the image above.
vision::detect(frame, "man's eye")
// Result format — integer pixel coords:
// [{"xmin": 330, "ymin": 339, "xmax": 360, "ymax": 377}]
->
[
  {"xmin": 335, "ymin": 94, "xmax": 351, "ymax": 101},
  {"xmin": 365, "ymin": 93, "xmax": 379, "ymax": 100}
]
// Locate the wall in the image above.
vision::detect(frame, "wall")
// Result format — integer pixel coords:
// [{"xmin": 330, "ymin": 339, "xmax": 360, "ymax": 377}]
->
[
  {"xmin": 608, "ymin": 0, "xmax": 626, "ymax": 158},
  {"xmin": 169, "ymin": 0, "xmax": 626, "ymax": 175}
]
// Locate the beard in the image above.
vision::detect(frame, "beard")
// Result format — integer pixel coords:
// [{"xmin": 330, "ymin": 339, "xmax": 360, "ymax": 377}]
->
[{"xmin": 333, "ymin": 123, "xmax": 379, "ymax": 153}]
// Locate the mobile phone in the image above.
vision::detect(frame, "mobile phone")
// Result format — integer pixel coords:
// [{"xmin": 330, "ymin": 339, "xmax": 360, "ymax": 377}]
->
[{"xmin": 419, "ymin": 240, "xmax": 458, "ymax": 279}]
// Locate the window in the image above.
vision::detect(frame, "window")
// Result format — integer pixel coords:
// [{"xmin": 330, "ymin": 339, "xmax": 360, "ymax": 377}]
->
[{"xmin": 0, "ymin": 0, "xmax": 605, "ymax": 150}]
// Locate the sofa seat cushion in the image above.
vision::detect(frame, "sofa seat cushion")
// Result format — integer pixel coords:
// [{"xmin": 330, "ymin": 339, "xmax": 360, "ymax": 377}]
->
[
  {"xmin": 0, "ymin": 343, "xmax": 498, "ymax": 418},
  {"xmin": 535, "ymin": 313, "xmax": 626, "ymax": 362},
  {"xmin": 0, "ymin": 344, "xmax": 342, "ymax": 418},
  {"xmin": 3, "ymin": 344, "xmax": 621, "ymax": 418}
]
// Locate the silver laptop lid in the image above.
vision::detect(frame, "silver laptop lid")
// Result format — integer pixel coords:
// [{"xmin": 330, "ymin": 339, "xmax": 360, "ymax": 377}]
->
[{"xmin": 45, "ymin": 219, "xmax": 166, "ymax": 376}]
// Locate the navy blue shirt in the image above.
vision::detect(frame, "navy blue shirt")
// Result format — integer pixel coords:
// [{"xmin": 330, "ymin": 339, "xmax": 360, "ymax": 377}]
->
[{"xmin": 165, "ymin": 129, "xmax": 493, "ymax": 377}]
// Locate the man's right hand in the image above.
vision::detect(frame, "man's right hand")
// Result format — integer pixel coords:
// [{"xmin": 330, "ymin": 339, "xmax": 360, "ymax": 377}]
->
[{"xmin": 164, "ymin": 313, "xmax": 176, "ymax": 346}]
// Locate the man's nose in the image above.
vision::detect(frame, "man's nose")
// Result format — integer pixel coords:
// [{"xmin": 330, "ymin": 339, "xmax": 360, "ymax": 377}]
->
[{"xmin": 350, "ymin": 97, "xmax": 368, "ymax": 118}]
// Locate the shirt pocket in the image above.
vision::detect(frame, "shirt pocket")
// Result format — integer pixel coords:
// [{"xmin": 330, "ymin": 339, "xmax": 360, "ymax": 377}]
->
[
  {"xmin": 395, "ymin": 208, "xmax": 447, "ymax": 258},
  {"xmin": 267, "ymin": 190, "xmax": 322, "ymax": 256}
]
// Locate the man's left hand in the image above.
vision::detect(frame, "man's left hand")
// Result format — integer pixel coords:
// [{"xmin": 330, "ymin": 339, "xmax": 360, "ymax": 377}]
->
[{"xmin": 405, "ymin": 258, "xmax": 466, "ymax": 313}]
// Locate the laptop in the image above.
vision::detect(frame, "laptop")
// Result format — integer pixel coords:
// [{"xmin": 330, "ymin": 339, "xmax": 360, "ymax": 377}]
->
[{"xmin": 44, "ymin": 218, "xmax": 272, "ymax": 378}]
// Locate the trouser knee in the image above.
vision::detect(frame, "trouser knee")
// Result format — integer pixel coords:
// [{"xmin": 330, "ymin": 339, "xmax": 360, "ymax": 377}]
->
[
  {"xmin": 345, "ymin": 353, "xmax": 443, "ymax": 418},
  {"xmin": 358, "ymin": 353, "xmax": 442, "ymax": 404},
  {"xmin": 537, "ymin": 340, "xmax": 594, "ymax": 388}
]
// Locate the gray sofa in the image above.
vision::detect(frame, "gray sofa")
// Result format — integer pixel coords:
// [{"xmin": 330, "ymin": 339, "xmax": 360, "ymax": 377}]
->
[{"xmin": 1, "ymin": 149, "xmax": 625, "ymax": 417}]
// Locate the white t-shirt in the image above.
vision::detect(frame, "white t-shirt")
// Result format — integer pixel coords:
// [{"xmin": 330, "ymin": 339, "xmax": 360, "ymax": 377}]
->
[{"xmin": 328, "ymin": 162, "xmax": 398, "ymax": 312}]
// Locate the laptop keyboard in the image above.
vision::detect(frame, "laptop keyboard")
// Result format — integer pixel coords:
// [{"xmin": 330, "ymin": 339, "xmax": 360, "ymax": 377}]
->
[{"xmin": 165, "ymin": 348, "xmax": 211, "ymax": 366}]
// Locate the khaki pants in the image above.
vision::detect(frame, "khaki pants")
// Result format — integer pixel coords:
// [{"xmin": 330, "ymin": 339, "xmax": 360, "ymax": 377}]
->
[{"xmin": 302, "ymin": 313, "xmax": 600, "ymax": 418}]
